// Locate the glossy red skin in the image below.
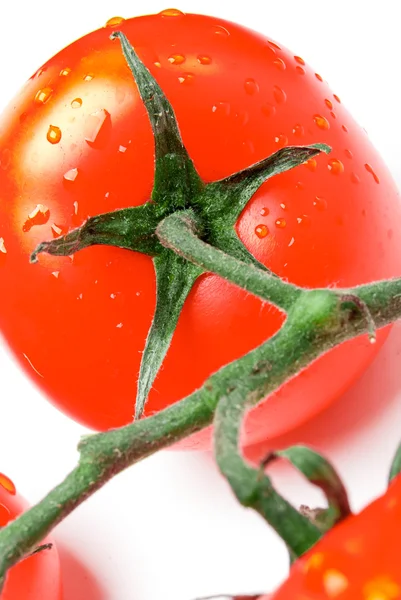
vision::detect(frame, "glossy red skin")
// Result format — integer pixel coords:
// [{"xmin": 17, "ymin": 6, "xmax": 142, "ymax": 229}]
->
[
  {"xmin": 0, "ymin": 13, "xmax": 401, "ymax": 447},
  {"xmin": 272, "ymin": 475, "xmax": 401, "ymax": 599},
  {"xmin": 0, "ymin": 479, "xmax": 62, "ymax": 599}
]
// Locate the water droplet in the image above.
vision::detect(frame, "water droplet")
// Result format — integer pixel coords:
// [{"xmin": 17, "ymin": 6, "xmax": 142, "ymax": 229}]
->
[
  {"xmin": 154, "ymin": 61, "xmax": 162, "ymax": 68},
  {"xmin": 296, "ymin": 66, "xmax": 305, "ymax": 75},
  {"xmin": 0, "ymin": 238, "xmax": 6, "ymax": 254},
  {"xmin": 351, "ymin": 172, "xmax": 360, "ymax": 184},
  {"xmin": 0, "ymin": 503, "xmax": 11, "ymax": 526},
  {"xmin": 273, "ymin": 85, "xmax": 286, "ymax": 104},
  {"xmin": 35, "ymin": 87, "xmax": 53, "ymax": 104},
  {"xmin": 34, "ymin": 67, "xmax": 47, "ymax": 78},
  {"xmin": 47, "ymin": 125, "xmax": 62, "ymax": 144},
  {"xmin": 255, "ymin": 224, "xmax": 269, "ymax": 238},
  {"xmin": 116, "ymin": 322, "xmax": 123, "ymax": 328},
  {"xmin": 243, "ymin": 140, "xmax": 255, "ymax": 154},
  {"xmin": 294, "ymin": 56, "xmax": 305, "ymax": 65},
  {"xmin": 83, "ymin": 73, "xmax": 94, "ymax": 82},
  {"xmin": 260, "ymin": 207, "xmax": 270, "ymax": 216},
  {"xmin": 295, "ymin": 181, "xmax": 304, "ymax": 191},
  {"xmin": 159, "ymin": 8, "xmax": 185, "ymax": 17},
  {"xmin": 297, "ymin": 214, "xmax": 311, "ymax": 227},
  {"xmin": 305, "ymin": 158, "xmax": 317, "ymax": 172},
  {"xmin": 344, "ymin": 149, "xmax": 353, "ymax": 159},
  {"xmin": 22, "ymin": 204, "xmax": 50, "ymax": 232},
  {"xmin": 274, "ymin": 134, "xmax": 288, "ymax": 147},
  {"xmin": 342, "ymin": 125, "xmax": 348, "ymax": 133},
  {"xmin": 268, "ymin": 40, "xmax": 281, "ymax": 50},
  {"xmin": 314, "ymin": 114, "xmax": 330, "ymax": 130},
  {"xmin": 51, "ymin": 224, "xmax": 65, "ymax": 238},
  {"xmin": 313, "ymin": 196, "xmax": 327, "ymax": 210},
  {"xmin": 105, "ymin": 16, "xmax": 125, "ymax": 27},
  {"xmin": 214, "ymin": 25, "xmax": 230, "ymax": 37},
  {"xmin": 325, "ymin": 98, "xmax": 333, "ymax": 110},
  {"xmin": 71, "ymin": 98, "xmax": 82, "ymax": 109},
  {"xmin": 280, "ymin": 203, "xmax": 287, "ymax": 210},
  {"xmin": 365, "ymin": 163, "xmax": 380, "ymax": 183},
  {"xmin": 315, "ymin": 73, "xmax": 323, "ymax": 82},
  {"xmin": 60, "ymin": 67, "xmax": 71, "ymax": 76},
  {"xmin": 64, "ymin": 167, "xmax": 79, "ymax": 182},
  {"xmin": 293, "ymin": 124, "xmax": 304, "ymax": 137},
  {"xmin": 85, "ymin": 109, "xmax": 110, "ymax": 143},
  {"xmin": 330, "ymin": 111, "xmax": 336, "ymax": 119},
  {"xmin": 73, "ymin": 201, "xmax": 79, "ymax": 216},
  {"xmin": 273, "ymin": 58, "xmax": 286, "ymax": 70},
  {"xmin": 244, "ymin": 78, "xmax": 259, "ymax": 95},
  {"xmin": 52, "ymin": 271, "xmax": 60, "ymax": 278},
  {"xmin": 178, "ymin": 73, "xmax": 195, "ymax": 84},
  {"xmin": 211, "ymin": 102, "xmax": 230, "ymax": 116},
  {"xmin": 328, "ymin": 158, "xmax": 344, "ymax": 175},
  {"xmin": 288, "ymin": 237, "xmax": 295, "ymax": 247},
  {"xmin": 197, "ymin": 55, "xmax": 212, "ymax": 65},
  {"xmin": 168, "ymin": 53, "xmax": 185, "ymax": 65},
  {"xmin": 333, "ymin": 94, "xmax": 341, "ymax": 103},
  {"xmin": 119, "ymin": 145, "xmax": 127, "ymax": 153},
  {"xmin": 110, "ymin": 293, "xmax": 117, "ymax": 299},
  {"xmin": 261, "ymin": 103, "xmax": 276, "ymax": 118},
  {"xmin": 275, "ymin": 218, "xmax": 287, "ymax": 229}
]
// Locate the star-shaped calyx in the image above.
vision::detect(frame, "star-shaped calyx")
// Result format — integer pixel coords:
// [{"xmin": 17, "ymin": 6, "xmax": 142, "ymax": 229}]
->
[{"xmin": 30, "ymin": 31, "xmax": 330, "ymax": 419}]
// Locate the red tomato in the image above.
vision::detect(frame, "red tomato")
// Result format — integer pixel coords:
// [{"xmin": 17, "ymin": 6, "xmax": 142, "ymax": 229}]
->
[
  {"xmin": 0, "ymin": 473, "xmax": 62, "ymax": 599},
  {"xmin": 0, "ymin": 12, "xmax": 400, "ymax": 446},
  {"xmin": 271, "ymin": 475, "xmax": 401, "ymax": 599}
]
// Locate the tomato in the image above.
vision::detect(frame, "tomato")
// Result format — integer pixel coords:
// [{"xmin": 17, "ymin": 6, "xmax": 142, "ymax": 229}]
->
[
  {"xmin": 271, "ymin": 475, "xmax": 401, "ymax": 599},
  {"xmin": 0, "ymin": 11, "xmax": 400, "ymax": 446},
  {"xmin": 0, "ymin": 473, "xmax": 62, "ymax": 599}
]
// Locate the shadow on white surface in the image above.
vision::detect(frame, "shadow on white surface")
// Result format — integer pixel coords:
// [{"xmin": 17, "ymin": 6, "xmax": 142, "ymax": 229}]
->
[{"xmin": 58, "ymin": 544, "xmax": 107, "ymax": 600}]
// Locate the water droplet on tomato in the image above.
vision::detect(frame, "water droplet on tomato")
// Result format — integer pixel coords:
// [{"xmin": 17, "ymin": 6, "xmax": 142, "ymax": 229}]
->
[
  {"xmin": 51, "ymin": 223, "xmax": 65, "ymax": 238},
  {"xmin": 295, "ymin": 181, "xmax": 304, "ymax": 191},
  {"xmin": 280, "ymin": 203, "xmax": 287, "ymax": 210},
  {"xmin": 244, "ymin": 78, "xmax": 259, "ymax": 95},
  {"xmin": 275, "ymin": 218, "xmax": 287, "ymax": 229},
  {"xmin": 47, "ymin": 125, "xmax": 62, "ymax": 144},
  {"xmin": 288, "ymin": 237, "xmax": 295, "ymax": 247},
  {"xmin": 60, "ymin": 67, "xmax": 71, "ymax": 76},
  {"xmin": 261, "ymin": 103, "xmax": 276, "ymax": 118},
  {"xmin": 305, "ymin": 158, "xmax": 317, "ymax": 172},
  {"xmin": 23, "ymin": 204, "xmax": 50, "ymax": 232},
  {"xmin": 295, "ymin": 66, "xmax": 305, "ymax": 75},
  {"xmin": 168, "ymin": 54, "xmax": 185, "ymax": 64},
  {"xmin": 105, "ymin": 16, "xmax": 125, "ymax": 27},
  {"xmin": 0, "ymin": 504, "xmax": 10, "ymax": 527},
  {"xmin": 333, "ymin": 94, "xmax": 341, "ymax": 103},
  {"xmin": 344, "ymin": 149, "xmax": 353, "ymax": 159},
  {"xmin": 297, "ymin": 215, "xmax": 311, "ymax": 227},
  {"xmin": 116, "ymin": 322, "xmax": 123, "ymax": 328},
  {"xmin": 293, "ymin": 124, "xmax": 304, "ymax": 137},
  {"xmin": 197, "ymin": 55, "xmax": 212, "ymax": 65},
  {"xmin": 351, "ymin": 172, "xmax": 360, "ymax": 184},
  {"xmin": 0, "ymin": 238, "xmax": 6, "ymax": 254},
  {"xmin": 294, "ymin": 56, "xmax": 305, "ymax": 65},
  {"xmin": 255, "ymin": 224, "xmax": 269, "ymax": 238},
  {"xmin": 119, "ymin": 145, "xmax": 127, "ymax": 153},
  {"xmin": 154, "ymin": 61, "xmax": 162, "ymax": 68},
  {"xmin": 159, "ymin": 8, "xmax": 185, "ymax": 17},
  {"xmin": 52, "ymin": 271, "xmax": 60, "ymax": 278},
  {"xmin": 214, "ymin": 25, "xmax": 230, "ymax": 37},
  {"xmin": 35, "ymin": 87, "xmax": 53, "ymax": 104},
  {"xmin": 342, "ymin": 125, "xmax": 348, "ymax": 133},
  {"xmin": 365, "ymin": 163, "xmax": 380, "ymax": 183},
  {"xmin": 273, "ymin": 85, "xmax": 286, "ymax": 104},
  {"xmin": 315, "ymin": 73, "xmax": 323, "ymax": 82},
  {"xmin": 330, "ymin": 111, "xmax": 336, "ymax": 119},
  {"xmin": 273, "ymin": 58, "xmax": 286, "ymax": 70},
  {"xmin": 178, "ymin": 73, "xmax": 195, "ymax": 84},
  {"xmin": 83, "ymin": 73, "xmax": 94, "ymax": 82},
  {"xmin": 328, "ymin": 158, "xmax": 344, "ymax": 175},
  {"xmin": 85, "ymin": 109, "xmax": 110, "ymax": 144},
  {"xmin": 325, "ymin": 98, "xmax": 333, "ymax": 110},
  {"xmin": 313, "ymin": 196, "xmax": 327, "ymax": 211},
  {"xmin": 314, "ymin": 114, "xmax": 330, "ymax": 130},
  {"xmin": 274, "ymin": 134, "xmax": 288, "ymax": 147},
  {"xmin": 71, "ymin": 98, "xmax": 82, "ymax": 109},
  {"xmin": 268, "ymin": 40, "xmax": 281, "ymax": 50},
  {"xmin": 211, "ymin": 102, "xmax": 230, "ymax": 116},
  {"xmin": 260, "ymin": 207, "xmax": 270, "ymax": 216}
]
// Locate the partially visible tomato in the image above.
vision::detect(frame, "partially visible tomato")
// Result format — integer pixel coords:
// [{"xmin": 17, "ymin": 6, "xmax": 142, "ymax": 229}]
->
[
  {"xmin": 0, "ymin": 473, "xmax": 62, "ymax": 599},
  {"xmin": 271, "ymin": 475, "xmax": 401, "ymax": 599},
  {"xmin": 1, "ymin": 12, "xmax": 401, "ymax": 446}
]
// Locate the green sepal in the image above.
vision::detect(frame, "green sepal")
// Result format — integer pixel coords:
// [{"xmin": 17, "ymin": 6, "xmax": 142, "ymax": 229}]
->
[
  {"xmin": 389, "ymin": 441, "xmax": 401, "ymax": 483},
  {"xmin": 135, "ymin": 249, "xmax": 203, "ymax": 418}
]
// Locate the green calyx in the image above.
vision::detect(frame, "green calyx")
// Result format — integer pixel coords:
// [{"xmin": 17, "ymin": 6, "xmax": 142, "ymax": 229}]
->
[{"xmin": 30, "ymin": 30, "xmax": 330, "ymax": 419}]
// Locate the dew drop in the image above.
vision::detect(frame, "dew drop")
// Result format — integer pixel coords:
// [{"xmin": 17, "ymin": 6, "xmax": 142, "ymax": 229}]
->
[
  {"xmin": 314, "ymin": 114, "xmax": 330, "ymax": 130},
  {"xmin": 294, "ymin": 56, "xmax": 305, "ymax": 65},
  {"xmin": 328, "ymin": 158, "xmax": 344, "ymax": 175},
  {"xmin": 280, "ymin": 203, "xmax": 287, "ymax": 210},
  {"xmin": 255, "ymin": 224, "xmax": 269, "ymax": 238},
  {"xmin": 0, "ymin": 237, "xmax": 6, "ymax": 254},
  {"xmin": 0, "ymin": 503, "xmax": 11, "ymax": 527},
  {"xmin": 342, "ymin": 125, "xmax": 348, "ymax": 133},
  {"xmin": 47, "ymin": 125, "xmax": 62, "ymax": 144},
  {"xmin": 295, "ymin": 66, "xmax": 305, "ymax": 75},
  {"xmin": 168, "ymin": 53, "xmax": 185, "ymax": 65},
  {"xmin": 344, "ymin": 149, "xmax": 353, "ymax": 159},
  {"xmin": 295, "ymin": 181, "xmax": 304, "ymax": 191},
  {"xmin": 297, "ymin": 214, "xmax": 311, "ymax": 227},
  {"xmin": 116, "ymin": 322, "xmax": 123, "ymax": 328},
  {"xmin": 211, "ymin": 102, "xmax": 230, "ymax": 116},
  {"xmin": 268, "ymin": 40, "xmax": 281, "ymax": 50},
  {"xmin": 293, "ymin": 124, "xmax": 304, "ymax": 137},
  {"xmin": 273, "ymin": 58, "xmax": 286, "ymax": 70},
  {"xmin": 315, "ymin": 73, "xmax": 323, "ymax": 82},
  {"xmin": 330, "ymin": 111, "xmax": 336, "ymax": 119},
  {"xmin": 64, "ymin": 167, "xmax": 78, "ymax": 182},
  {"xmin": 274, "ymin": 134, "xmax": 288, "ymax": 147},
  {"xmin": 288, "ymin": 237, "xmax": 295, "ymax": 247},
  {"xmin": 84, "ymin": 109, "xmax": 110, "ymax": 144},
  {"xmin": 214, "ymin": 25, "xmax": 230, "ymax": 37},
  {"xmin": 159, "ymin": 8, "xmax": 185, "ymax": 17},
  {"xmin": 51, "ymin": 223, "xmax": 65, "ymax": 238},
  {"xmin": 351, "ymin": 172, "xmax": 360, "ymax": 184},
  {"xmin": 273, "ymin": 85, "xmax": 286, "ymax": 104},
  {"xmin": 333, "ymin": 94, "xmax": 341, "ymax": 103},
  {"xmin": 197, "ymin": 55, "xmax": 212, "ymax": 65},
  {"xmin": 119, "ymin": 145, "xmax": 127, "ymax": 153},
  {"xmin": 178, "ymin": 73, "xmax": 195, "ymax": 85},
  {"xmin": 313, "ymin": 196, "xmax": 327, "ymax": 211},
  {"xmin": 73, "ymin": 201, "xmax": 79, "ymax": 216},
  {"xmin": 244, "ymin": 78, "xmax": 259, "ymax": 95},
  {"xmin": 154, "ymin": 61, "xmax": 162, "ymax": 68},
  {"xmin": 0, "ymin": 473, "xmax": 15, "ymax": 494},
  {"xmin": 260, "ymin": 207, "xmax": 270, "ymax": 216},
  {"xmin": 71, "ymin": 98, "xmax": 82, "ymax": 109},
  {"xmin": 275, "ymin": 218, "xmax": 287, "ymax": 229},
  {"xmin": 52, "ymin": 271, "xmax": 60, "ymax": 278},
  {"xmin": 23, "ymin": 204, "xmax": 50, "ymax": 232},
  {"xmin": 261, "ymin": 103, "xmax": 276, "ymax": 118},
  {"xmin": 105, "ymin": 16, "xmax": 125, "ymax": 27},
  {"xmin": 60, "ymin": 67, "xmax": 71, "ymax": 76},
  {"xmin": 365, "ymin": 163, "xmax": 380, "ymax": 183},
  {"xmin": 83, "ymin": 73, "xmax": 94, "ymax": 82},
  {"xmin": 35, "ymin": 87, "xmax": 53, "ymax": 104},
  {"xmin": 305, "ymin": 158, "xmax": 317, "ymax": 172},
  {"xmin": 325, "ymin": 98, "xmax": 333, "ymax": 110}
]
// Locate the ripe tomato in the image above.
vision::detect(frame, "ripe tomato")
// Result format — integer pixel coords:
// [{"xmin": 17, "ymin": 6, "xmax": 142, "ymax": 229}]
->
[
  {"xmin": 271, "ymin": 475, "xmax": 401, "ymax": 599},
  {"xmin": 0, "ymin": 473, "xmax": 62, "ymax": 599},
  {"xmin": 0, "ymin": 11, "xmax": 400, "ymax": 446}
]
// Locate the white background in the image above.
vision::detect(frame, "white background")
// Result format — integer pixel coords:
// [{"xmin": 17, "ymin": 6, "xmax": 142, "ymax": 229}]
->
[{"xmin": 1, "ymin": 1, "xmax": 401, "ymax": 599}]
